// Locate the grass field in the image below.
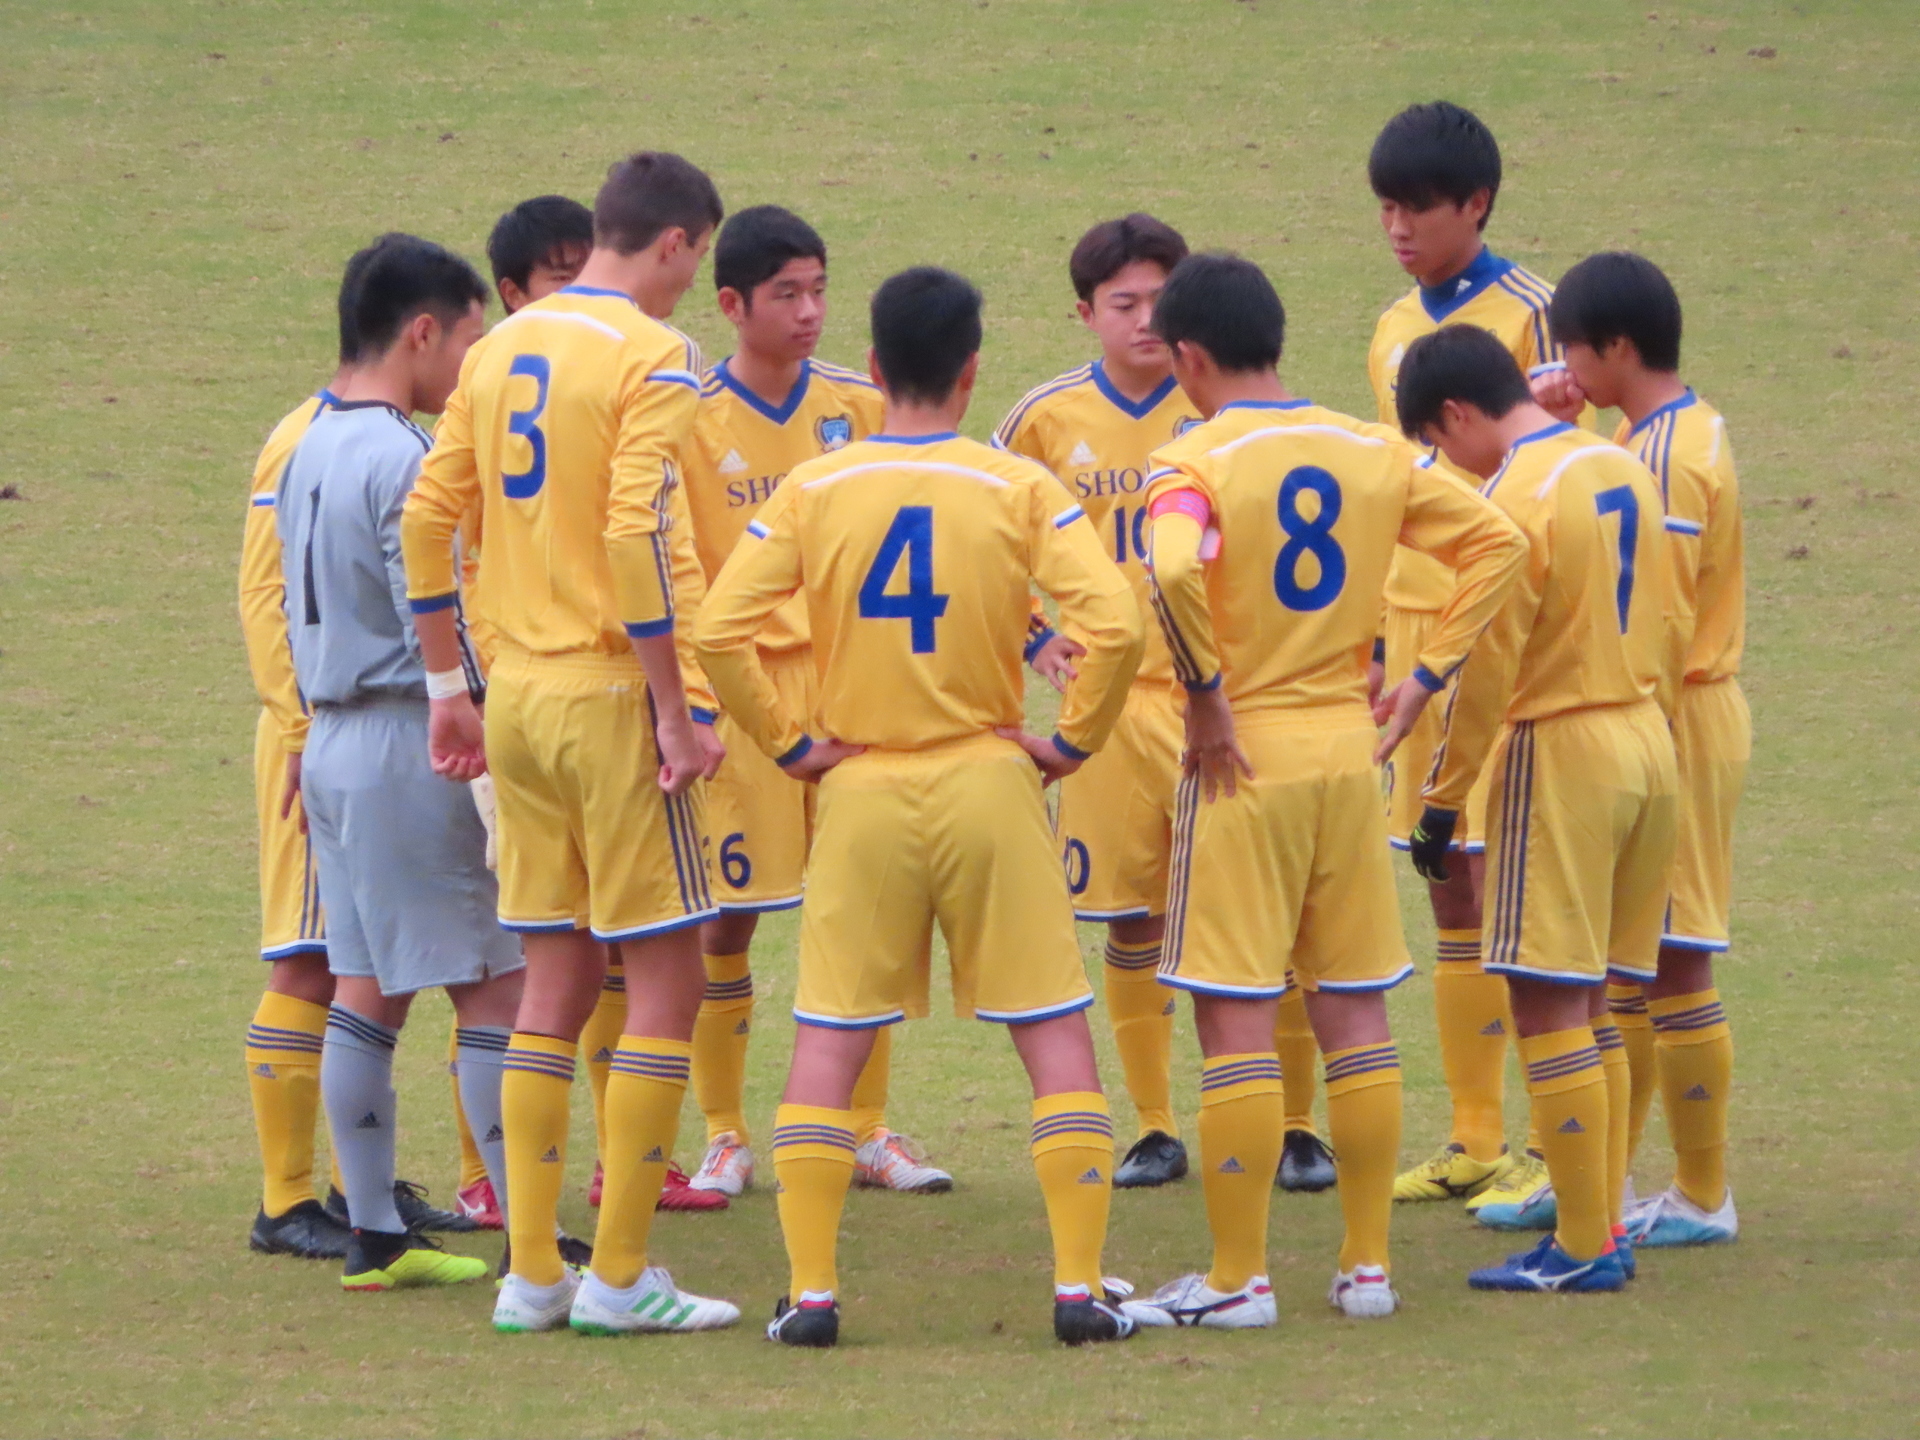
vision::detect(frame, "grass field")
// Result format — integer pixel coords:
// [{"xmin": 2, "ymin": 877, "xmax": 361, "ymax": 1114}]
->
[{"xmin": 4, "ymin": 1, "xmax": 1919, "ymax": 1435}]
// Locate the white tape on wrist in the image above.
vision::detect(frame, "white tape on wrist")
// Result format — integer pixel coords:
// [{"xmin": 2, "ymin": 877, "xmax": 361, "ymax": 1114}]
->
[{"xmin": 425, "ymin": 668, "xmax": 468, "ymax": 701}]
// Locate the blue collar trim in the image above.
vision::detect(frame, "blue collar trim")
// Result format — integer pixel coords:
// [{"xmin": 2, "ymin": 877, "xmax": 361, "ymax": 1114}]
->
[
  {"xmin": 1220, "ymin": 398, "xmax": 1311, "ymax": 413},
  {"xmin": 1510, "ymin": 420, "xmax": 1575, "ymax": 451},
  {"xmin": 1091, "ymin": 360, "xmax": 1178, "ymax": 420},
  {"xmin": 869, "ymin": 431, "xmax": 956, "ymax": 445},
  {"xmin": 717, "ymin": 357, "xmax": 811, "ymax": 425},
  {"xmin": 316, "ymin": 388, "xmax": 341, "ymax": 407},
  {"xmin": 1418, "ymin": 248, "xmax": 1513, "ymax": 323},
  {"xmin": 558, "ymin": 284, "xmax": 637, "ymax": 304},
  {"xmin": 1626, "ymin": 387, "xmax": 1697, "ymax": 439}
]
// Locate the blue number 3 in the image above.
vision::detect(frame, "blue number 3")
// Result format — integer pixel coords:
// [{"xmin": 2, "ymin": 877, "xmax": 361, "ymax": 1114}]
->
[
  {"xmin": 1273, "ymin": 466, "xmax": 1346, "ymax": 611},
  {"xmin": 503, "ymin": 354, "xmax": 549, "ymax": 499},
  {"xmin": 1594, "ymin": 484, "xmax": 1639, "ymax": 631},
  {"xmin": 858, "ymin": 505, "xmax": 949, "ymax": 653}
]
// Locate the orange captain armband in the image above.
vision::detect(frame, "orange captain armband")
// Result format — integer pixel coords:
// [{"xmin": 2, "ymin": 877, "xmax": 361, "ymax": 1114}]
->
[{"xmin": 1149, "ymin": 488, "xmax": 1212, "ymax": 526}]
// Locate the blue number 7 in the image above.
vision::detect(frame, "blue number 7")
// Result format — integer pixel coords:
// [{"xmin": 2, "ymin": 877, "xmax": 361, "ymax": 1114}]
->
[
  {"xmin": 858, "ymin": 505, "xmax": 949, "ymax": 653},
  {"xmin": 1594, "ymin": 485, "xmax": 1638, "ymax": 632}
]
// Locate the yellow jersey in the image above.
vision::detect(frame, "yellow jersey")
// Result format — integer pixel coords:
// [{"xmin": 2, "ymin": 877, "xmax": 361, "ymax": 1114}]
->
[
  {"xmin": 1426, "ymin": 422, "xmax": 1677, "ymax": 811},
  {"xmin": 1143, "ymin": 399, "xmax": 1526, "ymax": 713},
  {"xmin": 694, "ymin": 431, "xmax": 1144, "ymax": 762},
  {"xmin": 994, "ymin": 361, "xmax": 1202, "ymax": 686},
  {"xmin": 401, "ymin": 284, "xmax": 703, "ymax": 664},
  {"xmin": 1368, "ymin": 249, "xmax": 1561, "ymax": 613},
  {"xmin": 1615, "ymin": 389, "xmax": 1744, "ymax": 685},
  {"xmin": 239, "ymin": 389, "xmax": 336, "ymax": 752},
  {"xmin": 682, "ymin": 356, "xmax": 886, "ymax": 656}
]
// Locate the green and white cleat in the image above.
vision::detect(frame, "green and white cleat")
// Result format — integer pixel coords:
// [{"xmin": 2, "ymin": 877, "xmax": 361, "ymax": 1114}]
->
[
  {"xmin": 493, "ymin": 1269, "xmax": 580, "ymax": 1332},
  {"xmin": 570, "ymin": 1265, "xmax": 741, "ymax": 1335}
]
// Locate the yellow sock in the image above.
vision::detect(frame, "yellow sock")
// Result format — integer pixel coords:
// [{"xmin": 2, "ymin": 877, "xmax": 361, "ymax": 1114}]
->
[
  {"xmin": 1432, "ymin": 931, "xmax": 1509, "ymax": 1160},
  {"xmin": 245, "ymin": 992, "xmax": 327, "ymax": 1217},
  {"xmin": 1274, "ymin": 983, "xmax": 1319, "ymax": 1137},
  {"xmin": 1593, "ymin": 1021, "xmax": 1630, "ymax": 1227},
  {"xmin": 692, "ymin": 951, "xmax": 754, "ymax": 1145},
  {"xmin": 848, "ymin": 1025, "xmax": 893, "ymax": 1145},
  {"xmin": 1030, "ymin": 1091, "xmax": 1115, "ymax": 1294},
  {"xmin": 1104, "ymin": 939, "xmax": 1176, "ymax": 1139},
  {"xmin": 593, "ymin": 1037, "xmax": 691, "ymax": 1289},
  {"xmin": 1608, "ymin": 983, "xmax": 1657, "ymax": 1165},
  {"xmin": 449, "ymin": 1022, "xmax": 487, "ymax": 1190},
  {"xmin": 579, "ymin": 965, "xmax": 626, "ymax": 1170},
  {"xmin": 772, "ymin": 1103, "xmax": 857, "ymax": 1297},
  {"xmin": 501, "ymin": 1034, "xmax": 576, "ymax": 1286},
  {"xmin": 1519, "ymin": 1025, "xmax": 1610, "ymax": 1262},
  {"xmin": 1324, "ymin": 1043, "xmax": 1403, "ymax": 1272},
  {"xmin": 1198, "ymin": 1054, "xmax": 1284, "ymax": 1293},
  {"xmin": 1651, "ymin": 989, "xmax": 1734, "ymax": 1211}
]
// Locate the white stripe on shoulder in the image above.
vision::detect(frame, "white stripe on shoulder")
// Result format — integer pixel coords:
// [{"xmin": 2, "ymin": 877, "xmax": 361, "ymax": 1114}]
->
[
  {"xmin": 650, "ymin": 368, "xmax": 701, "ymax": 389},
  {"xmin": 746, "ymin": 519, "xmax": 771, "ymax": 539},
  {"xmin": 1147, "ymin": 466, "xmax": 1180, "ymax": 481},
  {"xmin": 1207, "ymin": 422, "xmax": 1387, "ymax": 458},
  {"xmin": 1664, "ymin": 516, "xmax": 1703, "ymax": 535},
  {"xmin": 1531, "ymin": 442, "xmax": 1620, "ymax": 500},
  {"xmin": 251, "ymin": 493, "xmax": 275, "ymax": 507},
  {"xmin": 799, "ymin": 459, "xmax": 1010, "ymax": 491},
  {"xmin": 1052, "ymin": 503, "xmax": 1086, "ymax": 529},
  {"xmin": 1707, "ymin": 413, "xmax": 1726, "ymax": 467},
  {"xmin": 500, "ymin": 308, "xmax": 626, "ymax": 342}
]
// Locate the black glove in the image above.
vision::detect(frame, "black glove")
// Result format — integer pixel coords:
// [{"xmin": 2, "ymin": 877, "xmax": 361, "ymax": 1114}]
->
[{"xmin": 1408, "ymin": 805, "xmax": 1458, "ymax": 884}]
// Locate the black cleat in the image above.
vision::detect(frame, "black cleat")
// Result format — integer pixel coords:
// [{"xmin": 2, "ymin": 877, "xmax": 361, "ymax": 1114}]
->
[
  {"xmin": 249, "ymin": 1198, "xmax": 352, "ymax": 1259},
  {"xmin": 1113, "ymin": 1130, "xmax": 1188, "ymax": 1189},
  {"xmin": 1054, "ymin": 1294, "xmax": 1137, "ymax": 1345},
  {"xmin": 327, "ymin": 1180, "xmax": 479, "ymax": 1233},
  {"xmin": 1277, "ymin": 1128, "xmax": 1338, "ymax": 1192},
  {"xmin": 495, "ymin": 1229, "xmax": 594, "ymax": 1280},
  {"xmin": 767, "ymin": 1294, "xmax": 840, "ymax": 1348}
]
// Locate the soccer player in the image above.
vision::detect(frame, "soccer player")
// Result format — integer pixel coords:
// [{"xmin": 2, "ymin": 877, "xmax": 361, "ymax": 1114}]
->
[
  {"xmin": 695, "ymin": 266, "xmax": 1146, "ymax": 1348},
  {"xmin": 676, "ymin": 204, "xmax": 951, "ymax": 1199},
  {"xmin": 1365, "ymin": 101, "xmax": 1569, "ymax": 1216},
  {"xmin": 276, "ymin": 234, "xmax": 518, "ymax": 1292},
  {"xmin": 402, "ymin": 151, "xmax": 741, "ymax": 1336},
  {"xmin": 1533, "ymin": 253, "xmax": 1745, "ymax": 1248},
  {"xmin": 1394, "ymin": 323, "xmax": 1680, "ymax": 1292},
  {"xmin": 1121, "ymin": 254, "xmax": 1526, "ymax": 1328}
]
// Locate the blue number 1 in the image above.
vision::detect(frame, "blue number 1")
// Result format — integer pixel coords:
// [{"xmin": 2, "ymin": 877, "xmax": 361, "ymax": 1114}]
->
[
  {"xmin": 503, "ymin": 354, "xmax": 549, "ymax": 499},
  {"xmin": 858, "ymin": 505, "xmax": 948, "ymax": 653},
  {"xmin": 1594, "ymin": 485, "xmax": 1639, "ymax": 631}
]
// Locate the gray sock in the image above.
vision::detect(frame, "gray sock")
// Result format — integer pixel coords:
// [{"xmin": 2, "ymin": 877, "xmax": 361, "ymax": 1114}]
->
[
  {"xmin": 454, "ymin": 1025, "xmax": 512, "ymax": 1229},
  {"xmin": 321, "ymin": 1005, "xmax": 405, "ymax": 1233}
]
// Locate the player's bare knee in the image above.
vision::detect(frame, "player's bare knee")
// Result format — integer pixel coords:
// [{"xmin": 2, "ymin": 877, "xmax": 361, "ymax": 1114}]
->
[
  {"xmin": 1302, "ymin": 988, "xmax": 1390, "ymax": 1052},
  {"xmin": 266, "ymin": 951, "xmax": 335, "ymax": 1006},
  {"xmin": 1191, "ymin": 992, "xmax": 1280, "ymax": 1059},
  {"xmin": 1107, "ymin": 914, "xmax": 1165, "ymax": 949},
  {"xmin": 784, "ymin": 1022, "xmax": 877, "ymax": 1107},
  {"xmin": 703, "ymin": 910, "xmax": 760, "ymax": 956},
  {"xmin": 1009, "ymin": 1010, "xmax": 1102, "ymax": 1096},
  {"xmin": 1426, "ymin": 862, "xmax": 1481, "ymax": 930},
  {"xmin": 1649, "ymin": 946, "xmax": 1714, "ymax": 999},
  {"xmin": 448, "ymin": 966, "xmax": 525, "ymax": 1029}
]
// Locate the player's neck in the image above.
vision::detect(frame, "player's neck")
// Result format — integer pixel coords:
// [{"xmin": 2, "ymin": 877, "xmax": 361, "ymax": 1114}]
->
[
  {"xmin": 728, "ymin": 347, "xmax": 807, "ymax": 407},
  {"xmin": 1416, "ymin": 238, "xmax": 1485, "ymax": 292},
  {"xmin": 324, "ymin": 364, "xmax": 355, "ymax": 396},
  {"xmin": 1203, "ymin": 370, "xmax": 1293, "ymax": 414},
  {"xmin": 879, "ymin": 395, "xmax": 966, "ymax": 437},
  {"xmin": 1491, "ymin": 401, "xmax": 1563, "ymax": 454},
  {"xmin": 571, "ymin": 247, "xmax": 679, "ymax": 318},
  {"xmin": 1614, "ymin": 369, "xmax": 1690, "ymax": 427},
  {"xmin": 333, "ymin": 353, "xmax": 416, "ymax": 415},
  {"xmin": 1098, "ymin": 351, "xmax": 1171, "ymax": 404}
]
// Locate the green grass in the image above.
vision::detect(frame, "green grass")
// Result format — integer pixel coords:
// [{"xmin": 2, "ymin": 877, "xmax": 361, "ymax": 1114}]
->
[{"xmin": 3, "ymin": 1, "xmax": 1918, "ymax": 1435}]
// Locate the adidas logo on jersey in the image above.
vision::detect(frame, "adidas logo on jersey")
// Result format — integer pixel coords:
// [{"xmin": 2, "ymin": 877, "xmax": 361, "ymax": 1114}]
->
[
  {"xmin": 733, "ymin": 1019, "xmax": 751, "ymax": 1035},
  {"xmin": 483, "ymin": 1124, "xmax": 504, "ymax": 1143},
  {"xmin": 1480, "ymin": 1019, "xmax": 1506, "ymax": 1036},
  {"xmin": 1218, "ymin": 1156, "xmax": 1246, "ymax": 1174},
  {"xmin": 253, "ymin": 1063, "xmax": 275, "ymax": 1078},
  {"xmin": 1557, "ymin": 1117, "xmax": 1585, "ymax": 1134},
  {"xmin": 1077, "ymin": 1167, "xmax": 1104, "ymax": 1184},
  {"xmin": 718, "ymin": 448, "xmax": 748, "ymax": 474},
  {"xmin": 1683, "ymin": 1084, "xmax": 1711, "ymax": 1101},
  {"xmin": 355, "ymin": 1111, "xmax": 381, "ymax": 1130},
  {"xmin": 1068, "ymin": 439, "xmax": 1097, "ymax": 466},
  {"xmin": 643, "ymin": 1146, "xmax": 665, "ymax": 1163},
  {"xmin": 540, "ymin": 1146, "xmax": 561, "ymax": 1163}
]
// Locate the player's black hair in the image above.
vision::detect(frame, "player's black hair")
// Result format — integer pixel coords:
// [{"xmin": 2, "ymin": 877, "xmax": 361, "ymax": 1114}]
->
[
  {"xmin": 594, "ymin": 151, "xmax": 725, "ymax": 255},
  {"xmin": 486, "ymin": 195, "xmax": 594, "ymax": 291},
  {"xmin": 713, "ymin": 205, "xmax": 828, "ymax": 307},
  {"xmin": 1550, "ymin": 251, "xmax": 1683, "ymax": 372},
  {"xmin": 869, "ymin": 266, "xmax": 982, "ymax": 404},
  {"xmin": 1149, "ymin": 252, "xmax": 1285, "ymax": 373},
  {"xmin": 336, "ymin": 232, "xmax": 410, "ymax": 364},
  {"xmin": 347, "ymin": 234, "xmax": 488, "ymax": 357},
  {"xmin": 1393, "ymin": 324, "xmax": 1533, "ymax": 437},
  {"xmin": 1068, "ymin": 213, "xmax": 1190, "ymax": 302},
  {"xmin": 1368, "ymin": 101, "xmax": 1503, "ymax": 230}
]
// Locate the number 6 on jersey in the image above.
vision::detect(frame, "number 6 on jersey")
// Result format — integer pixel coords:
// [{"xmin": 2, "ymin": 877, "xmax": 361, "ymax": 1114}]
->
[{"xmin": 858, "ymin": 505, "xmax": 949, "ymax": 653}]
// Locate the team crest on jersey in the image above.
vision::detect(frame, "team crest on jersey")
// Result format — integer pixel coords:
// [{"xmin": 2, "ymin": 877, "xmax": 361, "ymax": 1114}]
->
[
  {"xmin": 816, "ymin": 414, "xmax": 854, "ymax": 451},
  {"xmin": 1174, "ymin": 416, "xmax": 1202, "ymax": 437}
]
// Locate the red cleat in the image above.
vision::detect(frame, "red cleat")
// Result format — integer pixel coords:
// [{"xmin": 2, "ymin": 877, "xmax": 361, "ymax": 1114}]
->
[
  {"xmin": 588, "ymin": 1160, "xmax": 603, "ymax": 1208},
  {"xmin": 454, "ymin": 1177, "xmax": 504, "ymax": 1230},
  {"xmin": 657, "ymin": 1159, "xmax": 729, "ymax": 1212}
]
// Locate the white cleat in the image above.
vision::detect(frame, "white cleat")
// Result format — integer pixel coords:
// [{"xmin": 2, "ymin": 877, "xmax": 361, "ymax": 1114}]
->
[
  {"xmin": 493, "ymin": 1270, "xmax": 579, "ymax": 1333},
  {"xmin": 1120, "ymin": 1272, "xmax": 1277, "ymax": 1330},
  {"xmin": 1624, "ymin": 1184, "xmax": 1738, "ymax": 1248},
  {"xmin": 1328, "ymin": 1265, "xmax": 1399, "ymax": 1318},
  {"xmin": 854, "ymin": 1129, "xmax": 954, "ymax": 1193},
  {"xmin": 569, "ymin": 1264, "xmax": 741, "ymax": 1335},
  {"xmin": 688, "ymin": 1133, "xmax": 754, "ymax": 1197}
]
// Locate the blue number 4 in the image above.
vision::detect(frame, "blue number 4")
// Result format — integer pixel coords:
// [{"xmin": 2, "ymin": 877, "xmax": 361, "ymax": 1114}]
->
[
  {"xmin": 858, "ymin": 505, "xmax": 949, "ymax": 653},
  {"xmin": 1594, "ymin": 485, "xmax": 1639, "ymax": 632},
  {"xmin": 503, "ymin": 354, "xmax": 549, "ymax": 500}
]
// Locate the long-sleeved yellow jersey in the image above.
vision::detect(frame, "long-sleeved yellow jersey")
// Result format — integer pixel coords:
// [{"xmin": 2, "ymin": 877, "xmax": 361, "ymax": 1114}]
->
[
  {"xmin": 681, "ymin": 356, "xmax": 885, "ymax": 657},
  {"xmin": 400, "ymin": 285, "xmax": 703, "ymax": 662},
  {"xmin": 993, "ymin": 361, "xmax": 1202, "ymax": 687},
  {"xmin": 1143, "ymin": 399, "xmax": 1527, "ymax": 713},
  {"xmin": 694, "ymin": 431, "xmax": 1144, "ymax": 762},
  {"xmin": 1425, "ymin": 422, "xmax": 1677, "ymax": 811},
  {"xmin": 1615, "ymin": 388, "xmax": 1744, "ymax": 684},
  {"xmin": 1368, "ymin": 249, "xmax": 1561, "ymax": 613},
  {"xmin": 239, "ymin": 388, "xmax": 337, "ymax": 751}
]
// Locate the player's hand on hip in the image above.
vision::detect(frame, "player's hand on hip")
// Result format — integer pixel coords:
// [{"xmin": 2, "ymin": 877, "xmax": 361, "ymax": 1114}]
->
[
  {"xmin": 781, "ymin": 736, "xmax": 865, "ymax": 784},
  {"xmin": 1029, "ymin": 632, "xmax": 1086, "ymax": 695},
  {"xmin": 279, "ymin": 750, "xmax": 306, "ymax": 832},
  {"xmin": 1408, "ymin": 805, "xmax": 1458, "ymax": 884},
  {"xmin": 995, "ymin": 726, "xmax": 1082, "ymax": 786},
  {"xmin": 1182, "ymin": 686, "xmax": 1253, "ymax": 802},
  {"xmin": 1529, "ymin": 364, "xmax": 1588, "ymax": 423},
  {"xmin": 694, "ymin": 717, "xmax": 726, "ymax": 780},
  {"xmin": 428, "ymin": 694, "xmax": 487, "ymax": 783},
  {"xmin": 1373, "ymin": 675, "xmax": 1436, "ymax": 764}
]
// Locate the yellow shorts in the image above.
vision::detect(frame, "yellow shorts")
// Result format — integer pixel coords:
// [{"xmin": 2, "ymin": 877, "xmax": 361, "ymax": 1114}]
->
[
  {"xmin": 1161, "ymin": 705, "xmax": 1413, "ymax": 999},
  {"xmin": 1483, "ymin": 700, "xmax": 1678, "ymax": 987},
  {"xmin": 708, "ymin": 651, "xmax": 816, "ymax": 914},
  {"xmin": 1056, "ymin": 681, "xmax": 1183, "ymax": 922},
  {"xmin": 795, "ymin": 734, "xmax": 1092, "ymax": 1028},
  {"xmin": 254, "ymin": 708, "xmax": 326, "ymax": 961},
  {"xmin": 1665, "ymin": 677, "xmax": 1750, "ymax": 953},
  {"xmin": 486, "ymin": 651, "xmax": 716, "ymax": 943},
  {"xmin": 1382, "ymin": 604, "xmax": 1490, "ymax": 852}
]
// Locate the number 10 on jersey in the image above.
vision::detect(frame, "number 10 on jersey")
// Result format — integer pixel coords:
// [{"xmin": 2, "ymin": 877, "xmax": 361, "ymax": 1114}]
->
[{"xmin": 858, "ymin": 505, "xmax": 950, "ymax": 653}]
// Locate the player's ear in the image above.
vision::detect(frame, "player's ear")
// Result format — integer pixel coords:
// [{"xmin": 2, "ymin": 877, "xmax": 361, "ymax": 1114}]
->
[
  {"xmin": 866, "ymin": 346, "xmax": 883, "ymax": 392},
  {"xmin": 1075, "ymin": 298, "xmax": 1095, "ymax": 327},
  {"xmin": 717, "ymin": 286, "xmax": 747, "ymax": 325},
  {"xmin": 1464, "ymin": 189, "xmax": 1492, "ymax": 229},
  {"xmin": 956, "ymin": 351, "xmax": 980, "ymax": 395}
]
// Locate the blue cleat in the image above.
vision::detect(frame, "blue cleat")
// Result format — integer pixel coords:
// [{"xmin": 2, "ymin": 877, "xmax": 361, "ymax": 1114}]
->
[
  {"xmin": 1611, "ymin": 1224, "xmax": 1636, "ymax": 1281},
  {"xmin": 1468, "ymin": 1233, "xmax": 1627, "ymax": 1293},
  {"xmin": 1624, "ymin": 1185, "xmax": 1738, "ymax": 1248}
]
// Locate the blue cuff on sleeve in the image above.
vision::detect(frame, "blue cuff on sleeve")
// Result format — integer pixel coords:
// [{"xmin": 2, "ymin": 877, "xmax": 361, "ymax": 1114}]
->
[
  {"xmin": 624, "ymin": 617, "xmax": 675, "ymax": 639},
  {"xmin": 408, "ymin": 593, "xmax": 458, "ymax": 615},
  {"xmin": 1022, "ymin": 626, "xmax": 1058, "ymax": 664},
  {"xmin": 775, "ymin": 735, "xmax": 814, "ymax": 768},
  {"xmin": 1049, "ymin": 731, "xmax": 1092, "ymax": 763},
  {"xmin": 690, "ymin": 707, "xmax": 718, "ymax": 726},
  {"xmin": 1183, "ymin": 672, "xmax": 1224, "ymax": 694},
  {"xmin": 1372, "ymin": 638, "xmax": 1386, "ymax": 665},
  {"xmin": 1412, "ymin": 665, "xmax": 1445, "ymax": 693}
]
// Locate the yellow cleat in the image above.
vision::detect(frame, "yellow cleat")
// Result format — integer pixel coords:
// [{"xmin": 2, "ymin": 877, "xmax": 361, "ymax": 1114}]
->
[
  {"xmin": 1393, "ymin": 1143, "xmax": 1514, "ymax": 1202},
  {"xmin": 341, "ymin": 1232, "xmax": 490, "ymax": 1292},
  {"xmin": 1464, "ymin": 1149, "xmax": 1550, "ymax": 1220}
]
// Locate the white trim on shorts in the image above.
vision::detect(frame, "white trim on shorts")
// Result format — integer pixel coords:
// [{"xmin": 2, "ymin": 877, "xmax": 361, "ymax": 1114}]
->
[
  {"xmin": 792, "ymin": 1006, "xmax": 906, "ymax": 1030},
  {"xmin": 974, "ymin": 994, "xmax": 1096, "ymax": 1025},
  {"xmin": 1157, "ymin": 973, "xmax": 1288, "ymax": 1000},
  {"xmin": 1485, "ymin": 961, "xmax": 1606, "ymax": 988},
  {"xmin": 1073, "ymin": 904, "xmax": 1154, "ymax": 923},
  {"xmin": 1660, "ymin": 932, "xmax": 1730, "ymax": 954},
  {"xmin": 716, "ymin": 893, "xmax": 804, "ymax": 915},
  {"xmin": 1388, "ymin": 836, "xmax": 1487, "ymax": 855},
  {"xmin": 593, "ymin": 908, "xmax": 719, "ymax": 944}
]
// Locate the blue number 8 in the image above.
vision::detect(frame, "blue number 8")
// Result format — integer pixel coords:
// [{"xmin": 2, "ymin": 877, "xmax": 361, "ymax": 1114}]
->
[
  {"xmin": 1273, "ymin": 466, "xmax": 1346, "ymax": 611},
  {"xmin": 503, "ymin": 354, "xmax": 549, "ymax": 500}
]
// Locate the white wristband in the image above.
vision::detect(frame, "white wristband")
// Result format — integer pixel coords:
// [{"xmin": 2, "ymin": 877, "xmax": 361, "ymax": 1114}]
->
[{"xmin": 425, "ymin": 667, "xmax": 468, "ymax": 701}]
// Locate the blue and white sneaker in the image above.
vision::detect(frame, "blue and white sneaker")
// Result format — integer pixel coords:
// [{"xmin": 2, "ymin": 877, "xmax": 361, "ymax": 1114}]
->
[
  {"xmin": 1624, "ymin": 1184, "xmax": 1738, "ymax": 1248},
  {"xmin": 1468, "ymin": 1234, "xmax": 1626, "ymax": 1293},
  {"xmin": 1121, "ymin": 1272, "xmax": 1276, "ymax": 1329}
]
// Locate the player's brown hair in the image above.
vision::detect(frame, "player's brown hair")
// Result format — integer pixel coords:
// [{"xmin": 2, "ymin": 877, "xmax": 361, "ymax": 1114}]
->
[
  {"xmin": 1068, "ymin": 213, "xmax": 1189, "ymax": 302},
  {"xmin": 593, "ymin": 151, "xmax": 725, "ymax": 256}
]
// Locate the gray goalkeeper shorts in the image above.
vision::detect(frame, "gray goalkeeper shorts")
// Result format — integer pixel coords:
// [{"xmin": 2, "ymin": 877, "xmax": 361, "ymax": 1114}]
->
[{"xmin": 303, "ymin": 697, "xmax": 523, "ymax": 996}]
